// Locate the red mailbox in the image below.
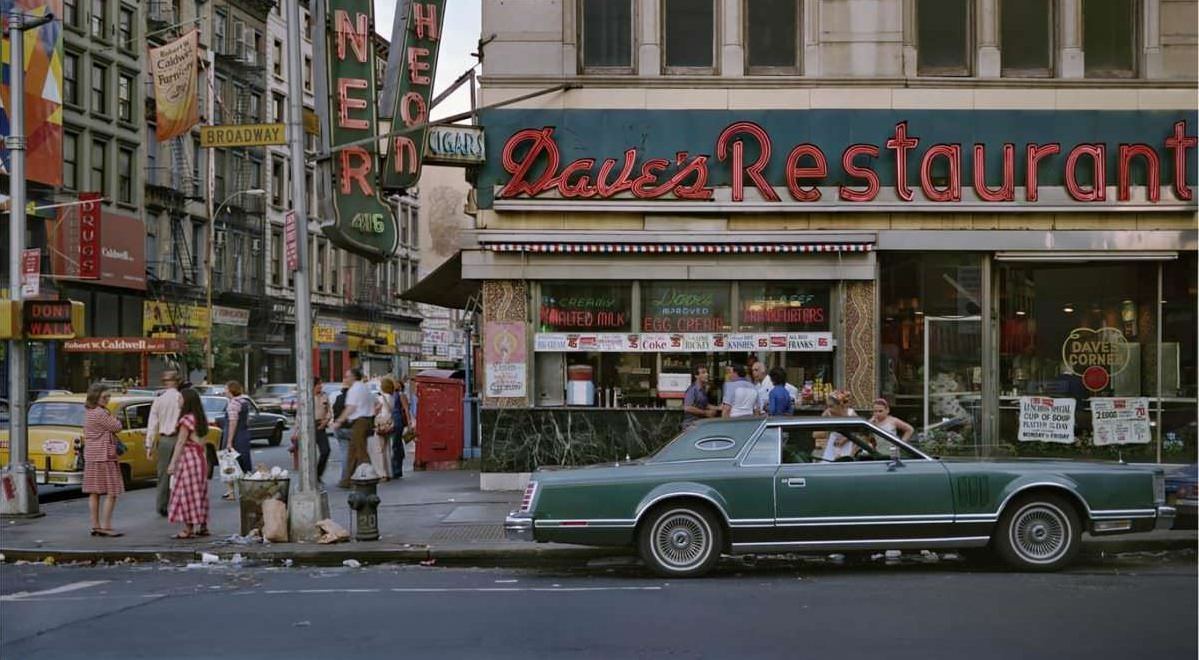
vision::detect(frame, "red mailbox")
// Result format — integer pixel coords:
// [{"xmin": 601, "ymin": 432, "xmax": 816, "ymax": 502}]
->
[{"xmin": 412, "ymin": 371, "xmax": 465, "ymax": 469}]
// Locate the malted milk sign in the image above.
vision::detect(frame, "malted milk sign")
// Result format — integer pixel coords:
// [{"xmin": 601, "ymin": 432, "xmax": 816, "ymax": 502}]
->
[
  {"xmin": 1018, "ymin": 396, "xmax": 1077, "ymax": 444},
  {"xmin": 1090, "ymin": 397, "xmax": 1151, "ymax": 446}
]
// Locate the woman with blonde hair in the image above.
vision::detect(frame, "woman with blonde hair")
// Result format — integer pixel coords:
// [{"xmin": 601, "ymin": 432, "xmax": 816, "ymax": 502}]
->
[
  {"xmin": 83, "ymin": 383, "xmax": 125, "ymax": 537},
  {"xmin": 368, "ymin": 377, "xmax": 396, "ymax": 480}
]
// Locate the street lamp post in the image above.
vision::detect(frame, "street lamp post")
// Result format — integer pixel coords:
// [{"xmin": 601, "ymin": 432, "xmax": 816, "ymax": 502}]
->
[
  {"xmin": 2, "ymin": 7, "xmax": 54, "ymax": 518},
  {"xmin": 205, "ymin": 188, "xmax": 265, "ymax": 381}
]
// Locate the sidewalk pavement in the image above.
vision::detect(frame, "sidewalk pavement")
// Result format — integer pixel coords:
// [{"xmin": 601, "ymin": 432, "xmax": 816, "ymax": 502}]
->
[{"xmin": 0, "ymin": 468, "xmax": 1194, "ymax": 568}]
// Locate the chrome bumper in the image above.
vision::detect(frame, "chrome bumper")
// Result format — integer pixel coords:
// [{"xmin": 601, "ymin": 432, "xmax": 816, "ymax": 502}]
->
[
  {"xmin": 504, "ymin": 513, "xmax": 535, "ymax": 542},
  {"xmin": 36, "ymin": 470, "xmax": 83, "ymax": 486},
  {"xmin": 1155, "ymin": 505, "xmax": 1177, "ymax": 530}
]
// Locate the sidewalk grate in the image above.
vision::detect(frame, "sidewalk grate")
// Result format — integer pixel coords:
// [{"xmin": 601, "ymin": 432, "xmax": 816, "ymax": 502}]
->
[{"xmin": 431, "ymin": 525, "xmax": 506, "ymax": 542}]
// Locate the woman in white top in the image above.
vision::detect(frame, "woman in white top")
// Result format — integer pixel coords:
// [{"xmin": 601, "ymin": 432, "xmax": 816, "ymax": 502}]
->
[
  {"xmin": 870, "ymin": 398, "xmax": 914, "ymax": 443},
  {"xmin": 819, "ymin": 390, "xmax": 859, "ymax": 462},
  {"xmin": 367, "ymin": 377, "xmax": 396, "ymax": 480}
]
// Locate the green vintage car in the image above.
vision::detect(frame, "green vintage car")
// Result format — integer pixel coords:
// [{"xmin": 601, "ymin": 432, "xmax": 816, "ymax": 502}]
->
[{"xmin": 505, "ymin": 417, "xmax": 1174, "ymax": 577}]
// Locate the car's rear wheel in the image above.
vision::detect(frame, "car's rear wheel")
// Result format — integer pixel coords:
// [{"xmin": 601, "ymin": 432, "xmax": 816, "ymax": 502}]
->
[
  {"xmin": 994, "ymin": 493, "xmax": 1080, "ymax": 571},
  {"xmin": 268, "ymin": 424, "xmax": 283, "ymax": 447},
  {"xmin": 638, "ymin": 505, "xmax": 723, "ymax": 578}
]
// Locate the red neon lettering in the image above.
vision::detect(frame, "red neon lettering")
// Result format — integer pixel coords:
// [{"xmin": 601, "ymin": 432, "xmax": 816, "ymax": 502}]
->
[
  {"xmin": 392, "ymin": 136, "xmax": 418, "ymax": 174},
  {"xmin": 1165, "ymin": 120, "xmax": 1196, "ymax": 201},
  {"xmin": 336, "ymin": 78, "xmax": 369, "ymax": 129},
  {"xmin": 886, "ymin": 121, "xmax": 919, "ymax": 202},
  {"xmin": 412, "ymin": 2, "xmax": 440, "ymax": 40},
  {"xmin": 919, "ymin": 144, "xmax": 962, "ymax": 202},
  {"xmin": 1117, "ymin": 144, "xmax": 1161, "ymax": 202},
  {"xmin": 339, "ymin": 146, "xmax": 375, "ymax": 196},
  {"xmin": 1025, "ymin": 143, "xmax": 1061, "ymax": 202},
  {"xmin": 785, "ymin": 144, "xmax": 827, "ymax": 202},
  {"xmin": 558, "ymin": 158, "xmax": 597, "ymax": 198},
  {"xmin": 972, "ymin": 144, "xmax": 1015, "ymax": 202},
  {"xmin": 1065, "ymin": 144, "xmax": 1106, "ymax": 202},
  {"xmin": 716, "ymin": 122, "xmax": 779, "ymax": 202},
  {"xmin": 632, "ymin": 159, "xmax": 671, "ymax": 198},
  {"xmin": 334, "ymin": 10, "xmax": 369, "ymax": 62},
  {"xmin": 839, "ymin": 144, "xmax": 881, "ymax": 202},
  {"xmin": 500, "ymin": 128, "xmax": 560, "ymax": 198},
  {"xmin": 670, "ymin": 155, "xmax": 714, "ymax": 200},
  {"xmin": 407, "ymin": 47, "xmax": 431, "ymax": 85},
  {"xmin": 594, "ymin": 149, "xmax": 637, "ymax": 198},
  {"xmin": 400, "ymin": 91, "xmax": 428, "ymax": 126}
]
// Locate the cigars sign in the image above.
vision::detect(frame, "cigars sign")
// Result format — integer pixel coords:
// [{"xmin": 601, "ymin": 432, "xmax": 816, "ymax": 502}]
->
[{"xmin": 493, "ymin": 118, "xmax": 1197, "ymax": 210}]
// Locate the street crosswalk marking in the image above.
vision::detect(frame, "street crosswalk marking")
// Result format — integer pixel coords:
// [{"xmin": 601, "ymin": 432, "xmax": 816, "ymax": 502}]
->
[{"xmin": 0, "ymin": 580, "xmax": 109, "ymax": 602}]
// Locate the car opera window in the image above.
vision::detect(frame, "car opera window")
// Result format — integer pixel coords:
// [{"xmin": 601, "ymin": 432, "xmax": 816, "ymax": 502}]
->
[
  {"xmin": 663, "ymin": 0, "xmax": 716, "ymax": 72},
  {"xmin": 580, "ymin": 0, "xmax": 633, "ymax": 70},
  {"xmin": 1083, "ymin": 0, "xmax": 1137, "ymax": 78},
  {"xmin": 1001, "ymin": 0, "xmax": 1053, "ymax": 77},
  {"xmin": 917, "ymin": 0, "xmax": 973, "ymax": 76},
  {"xmin": 746, "ymin": 0, "xmax": 800, "ymax": 73}
]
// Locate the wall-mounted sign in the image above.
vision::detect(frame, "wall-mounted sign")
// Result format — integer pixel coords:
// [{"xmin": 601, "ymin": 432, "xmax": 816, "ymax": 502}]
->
[
  {"xmin": 485, "ymin": 321, "xmax": 526, "ymax": 398},
  {"xmin": 642, "ymin": 283, "xmax": 729, "ymax": 333},
  {"xmin": 144, "ymin": 301, "xmax": 210, "ymax": 340},
  {"xmin": 383, "ymin": 0, "xmax": 447, "ymax": 189},
  {"xmin": 212, "ymin": 305, "xmax": 251, "ymax": 327},
  {"xmin": 424, "ymin": 125, "xmax": 485, "ymax": 166},
  {"xmin": 319, "ymin": 0, "xmax": 398, "ymax": 260},
  {"xmin": 533, "ymin": 332, "xmax": 834, "ymax": 353},
  {"xmin": 20, "ymin": 249, "xmax": 40, "ymax": 297},
  {"xmin": 284, "ymin": 210, "xmax": 299, "ymax": 272},
  {"xmin": 200, "ymin": 123, "xmax": 286, "ymax": 148},
  {"xmin": 78, "ymin": 192, "xmax": 101, "ymax": 280},
  {"xmin": 1017, "ymin": 396, "xmax": 1076, "ymax": 444},
  {"xmin": 1090, "ymin": 397, "xmax": 1151, "ymax": 446},
  {"xmin": 1061, "ymin": 327, "xmax": 1131, "ymax": 392},
  {"xmin": 63, "ymin": 337, "xmax": 184, "ymax": 353},
  {"xmin": 23, "ymin": 300, "xmax": 84, "ymax": 340},
  {"xmin": 540, "ymin": 284, "xmax": 632, "ymax": 332},
  {"xmin": 739, "ymin": 284, "xmax": 830, "ymax": 331}
]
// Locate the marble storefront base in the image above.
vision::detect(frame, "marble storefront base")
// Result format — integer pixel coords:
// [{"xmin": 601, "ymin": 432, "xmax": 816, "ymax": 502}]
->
[{"xmin": 481, "ymin": 407, "xmax": 686, "ymax": 474}]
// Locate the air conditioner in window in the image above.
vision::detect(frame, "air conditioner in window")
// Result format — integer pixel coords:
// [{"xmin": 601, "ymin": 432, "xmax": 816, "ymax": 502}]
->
[{"xmin": 251, "ymin": 238, "xmax": 262, "ymax": 255}]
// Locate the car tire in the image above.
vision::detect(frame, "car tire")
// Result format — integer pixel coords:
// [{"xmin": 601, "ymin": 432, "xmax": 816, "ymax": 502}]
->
[
  {"xmin": 638, "ymin": 504, "xmax": 723, "ymax": 578},
  {"xmin": 994, "ymin": 493, "xmax": 1080, "ymax": 572},
  {"xmin": 268, "ymin": 424, "xmax": 283, "ymax": 447}
]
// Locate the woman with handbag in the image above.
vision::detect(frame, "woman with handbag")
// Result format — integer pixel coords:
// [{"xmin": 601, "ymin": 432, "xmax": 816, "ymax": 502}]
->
[
  {"xmin": 390, "ymin": 378, "xmax": 412, "ymax": 478},
  {"xmin": 83, "ymin": 383, "xmax": 125, "ymax": 537},
  {"xmin": 368, "ymin": 377, "xmax": 396, "ymax": 480},
  {"xmin": 221, "ymin": 381, "xmax": 253, "ymax": 500},
  {"xmin": 167, "ymin": 388, "xmax": 211, "ymax": 539}
]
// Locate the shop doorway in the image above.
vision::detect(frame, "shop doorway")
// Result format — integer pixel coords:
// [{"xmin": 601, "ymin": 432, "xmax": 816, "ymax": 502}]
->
[{"xmin": 923, "ymin": 315, "xmax": 982, "ymax": 445}]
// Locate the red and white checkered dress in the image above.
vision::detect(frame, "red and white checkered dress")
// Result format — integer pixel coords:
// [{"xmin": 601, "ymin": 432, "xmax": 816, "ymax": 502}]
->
[
  {"xmin": 82, "ymin": 406, "xmax": 125, "ymax": 496},
  {"xmin": 168, "ymin": 414, "xmax": 209, "ymax": 526}
]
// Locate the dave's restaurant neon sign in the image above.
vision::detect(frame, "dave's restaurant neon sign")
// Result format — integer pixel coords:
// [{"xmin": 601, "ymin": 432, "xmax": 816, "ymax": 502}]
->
[{"xmin": 498, "ymin": 120, "xmax": 1197, "ymax": 204}]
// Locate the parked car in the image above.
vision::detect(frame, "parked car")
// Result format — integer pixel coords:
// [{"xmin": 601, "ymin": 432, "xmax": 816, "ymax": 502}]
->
[
  {"xmin": 195, "ymin": 385, "xmax": 227, "ymax": 397},
  {"xmin": 30, "ymin": 389, "xmax": 71, "ymax": 401},
  {"xmin": 1164, "ymin": 463, "xmax": 1197, "ymax": 529},
  {"xmin": 505, "ymin": 417, "xmax": 1175, "ymax": 577},
  {"xmin": 202, "ymin": 396, "xmax": 288, "ymax": 447},
  {"xmin": 0, "ymin": 394, "xmax": 222, "ymax": 487},
  {"xmin": 255, "ymin": 383, "xmax": 298, "ymax": 416}
]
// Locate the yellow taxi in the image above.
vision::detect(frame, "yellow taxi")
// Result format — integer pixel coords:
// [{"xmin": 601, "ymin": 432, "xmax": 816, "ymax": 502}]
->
[{"xmin": 0, "ymin": 393, "xmax": 222, "ymax": 487}]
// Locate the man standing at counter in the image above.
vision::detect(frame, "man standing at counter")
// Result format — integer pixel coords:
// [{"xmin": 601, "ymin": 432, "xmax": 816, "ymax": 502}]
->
[
  {"xmin": 682, "ymin": 366, "xmax": 718, "ymax": 429},
  {"xmin": 722, "ymin": 364, "xmax": 757, "ymax": 418}
]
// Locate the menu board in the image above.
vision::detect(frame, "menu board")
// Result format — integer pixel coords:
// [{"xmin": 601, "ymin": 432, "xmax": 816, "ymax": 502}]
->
[
  {"xmin": 1018, "ymin": 396, "xmax": 1077, "ymax": 444},
  {"xmin": 1090, "ymin": 397, "xmax": 1151, "ymax": 446},
  {"xmin": 739, "ymin": 283, "xmax": 830, "ymax": 331},
  {"xmin": 539, "ymin": 283, "xmax": 631, "ymax": 332}
]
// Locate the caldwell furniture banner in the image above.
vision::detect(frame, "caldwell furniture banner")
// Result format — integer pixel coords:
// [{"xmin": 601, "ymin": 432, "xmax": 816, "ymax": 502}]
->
[{"xmin": 150, "ymin": 30, "xmax": 200, "ymax": 142}]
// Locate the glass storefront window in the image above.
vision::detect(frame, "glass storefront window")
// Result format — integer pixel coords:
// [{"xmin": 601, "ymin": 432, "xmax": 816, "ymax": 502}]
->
[
  {"xmin": 1155, "ymin": 254, "xmax": 1196, "ymax": 462},
  {"xmin": 641, "ymin": 282, "xmax": 731, "ymax": 332},
  {"xmin": 539, "ymin": 282, "xmax": 632, "ymax": 332},
  {"xmin": 738, "ymin": 283, "xmax": 830, "ymax": 331}
]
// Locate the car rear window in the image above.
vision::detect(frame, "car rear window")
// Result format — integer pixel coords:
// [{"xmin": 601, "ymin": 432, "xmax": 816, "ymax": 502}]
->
[{"xmin": 28, "ymin": 402, "xmax": 86, "ymax": 427}]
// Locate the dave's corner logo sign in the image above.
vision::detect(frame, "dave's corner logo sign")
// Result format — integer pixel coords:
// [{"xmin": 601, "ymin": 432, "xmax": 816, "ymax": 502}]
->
[
  {"xmin": 1062, "ymin": 327, "xmax": 1131, "ymax": 392},
  {"xmin": 320, "ymin": 0, "xmax": 398, "ymax": 261}
]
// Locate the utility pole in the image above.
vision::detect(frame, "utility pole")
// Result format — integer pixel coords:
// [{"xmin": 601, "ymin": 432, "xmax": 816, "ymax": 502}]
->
[
  {"xmin": 1, "ymin": 7, "xmax": 54, "ymax": 518},
  {"xmin": 284, "ymin": 0, "xmax": 326, "ymax": 539}
]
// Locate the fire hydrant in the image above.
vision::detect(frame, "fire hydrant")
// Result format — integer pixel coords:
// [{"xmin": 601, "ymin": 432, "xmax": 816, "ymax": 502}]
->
[{"xmin": 347, "ymin": 476, "xmax": 381, "ymax": 541}]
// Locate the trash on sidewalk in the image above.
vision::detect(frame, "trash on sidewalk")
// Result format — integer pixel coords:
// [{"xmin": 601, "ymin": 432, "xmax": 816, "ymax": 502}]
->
[
  {"xmin": 218, "ymin": 449, "xmax": 243, "ymax": 483},
  {"xmin": 316, "ymin": 519, "xmax": 351, "ymax": 545},
  {"xmin": 342, "ymin": 559, "xmax": 362, "ymax": 568},
  {"xmin": 238, "ymin": 474, "xmax": 289, "ymax": 536},
  {"xmin": 243, "ymin": 465, "xmax": 290, "ymax": 480},
  {"xmin": 262, "ymin": 497, "xmax": 289, "ymax": 543},
  {"xmin": 201, "ymin": 552, "xmax": 220, "ymax": 565},
  {"xmin": 42, "ymin": 556, "xmax": 55, "ymax": 565},
  {"xmin": 221, "ymin": 529, "xmax": 263, "ymax": 545},
  {"xmin": 352, "ymin": 464, "xmax": 379, "ymax": 480},
  {"xmin": 230, "ymin": 553, "xmax": 244, "ymax": 565},
  {"xmin": 419, "ymin": 558, "xmax": 436, "ymax": 567}
]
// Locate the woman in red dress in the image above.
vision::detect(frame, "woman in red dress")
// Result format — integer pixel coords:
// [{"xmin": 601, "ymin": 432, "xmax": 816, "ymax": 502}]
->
[
  {"xmin": 167, "ymin": 388, "xmax": 211, "ymax": 539},
  {"xmin": 83, "ymin": 384, "xmax": 125, "ymax": 537}
]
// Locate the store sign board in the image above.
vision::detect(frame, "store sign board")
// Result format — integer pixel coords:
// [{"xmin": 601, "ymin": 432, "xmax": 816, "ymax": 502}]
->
[
  {"xmin": 424, "ymin": 125, "xmax": 486, "ymax": 166},
  {"xmin": 144, "ymin": 301, "xmax": 210, "ymax": 340},
  {"xmin": 1090, "ymin": 397, "xmax": 1151, "ymax": 446},
  {"xmin": 1061, "ymin": 327, "xmax": 1131, "ymax": 392},
  {"xmin": 484, "ymin": 321, "xmax": 526, "ymax": 398},
  {"xmin": 20, "ymin": 249, "xmax": 40, "ymax": 297},
  {"xmin": 78, "ymin": 192, "xmax": 101, "ymax": 279},
  {"xmin": 212, "ymin": 305, "xmax": 251, "ymax": 327},
  {"xmin": 382, "ymin": 0, "xmax": 448, "ymax": 189},
  {"xmin": 63, "ymin": 337, "xmax": 184, "ymax": 353},
  {"xmin": 200, "ymin": 123, "xmax": 286, "ymax": 148},
  {"xmin": 1017, "ymin": 397, "xmax": 1076, "ymax": 444},
  {"xmin": 533, "ymin": 332, "xmax": 834, "ymax": 353},
  {"xmin": 285, "ymin": 210, "xmax": 299, "ymax": 272}
]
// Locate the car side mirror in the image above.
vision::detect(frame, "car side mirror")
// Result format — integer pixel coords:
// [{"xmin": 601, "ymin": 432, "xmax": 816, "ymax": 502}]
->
[{"xmin": 887, "ymin": 445, "xmax": 903, "ymax": 470}]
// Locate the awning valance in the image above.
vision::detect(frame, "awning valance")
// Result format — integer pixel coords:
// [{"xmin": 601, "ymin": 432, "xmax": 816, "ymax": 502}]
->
[{"xmin": 482, "ymin": 243, "xmax": 873, "ymax": 255}]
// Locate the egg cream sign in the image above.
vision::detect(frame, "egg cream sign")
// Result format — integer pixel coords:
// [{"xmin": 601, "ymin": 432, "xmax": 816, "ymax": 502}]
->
[{"xmin": 1062, "ymin": 327, "xmax": 1131, "ymax": 392}]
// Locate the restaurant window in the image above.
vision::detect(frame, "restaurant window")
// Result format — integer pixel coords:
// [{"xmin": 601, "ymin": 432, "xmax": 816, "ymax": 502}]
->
[
  {"xmin": 738, "ymin": 282, "xmax": 834, "ymax": 409},
  {"xmin": 1001, "ymin": 0, "xmax": 1053, "ymax": 77},
  {"xmin": 117, "ymin": 72, "xmax": 134, "ymax": 123},
  {"xmin": 64, "ymin": 52, "xmax": 80, "ymax": 106},
  {"xmin": 540, "ymin": 283, "xmax": 634, "ymax": 333},
  {"xmin": 746, "ymin": 0, "xmax": 800, "ymax": 73},
  {"xmin": 1159, "ymin": 254, "xmax": 1198, "ymax": 461},
  {"xmin": 1083, "ymin": 0, "xmax": 1137, "ymax": 78},
  {"xmin": 90, "ymin": 138, "xmax": 109, "ymax": 195},
  {"xmin": 917, "ymin": 0, "xmax": 972, "ymax": 76},
  {"xmin": 642, "ymin": 282, "xmax": 730, "ymax": 332},
  {"xmin": 117, "ymin": 146, "xmax": 134, "ymax": 204},
  {"xmin": 63, "ymin": 132, "xmax": 79, "ymax": 190},
  {"xmin": 880, "ymin": 254, "xmax": 983, "ymax": 453},
  {"xmin": 91, "ymin": 62, "xmax": 109, "ymax": 115},
  {"xmin": 663, "ymin": 0, "xmax": 715, "ymax": 72},
  {"xmin": 580, "ymin": 0, "xmax": 632, "ymax": 71}
]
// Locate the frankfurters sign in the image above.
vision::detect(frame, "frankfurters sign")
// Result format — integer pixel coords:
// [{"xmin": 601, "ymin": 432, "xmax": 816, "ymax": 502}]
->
[
  {"xmin": 382, "ymin": 0, "xmax": 447, "ymax": 189},
  {"xmin": 320, "ymin": 0, "xmax": 398, "ymax": 260}
]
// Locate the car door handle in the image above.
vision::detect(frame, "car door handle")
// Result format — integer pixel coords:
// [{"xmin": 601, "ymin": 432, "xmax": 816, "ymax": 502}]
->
[{"xmin": 780, "ymin": 477, "xmax": 806, "ymax": 488}]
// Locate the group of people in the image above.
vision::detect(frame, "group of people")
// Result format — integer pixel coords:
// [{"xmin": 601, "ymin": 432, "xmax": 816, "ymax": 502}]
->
[{"xmin": 325, "ymin": 368, "xmax": 414, "ymax": 488}]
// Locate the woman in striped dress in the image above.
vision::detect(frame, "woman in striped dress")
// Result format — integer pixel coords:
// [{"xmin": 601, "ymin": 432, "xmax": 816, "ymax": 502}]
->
[
  {"xmin": 83, "ymin": 384, "xmax": 125, "ymax": 537},
  {"xmin": 167, "ymin": 388, "xmax": 211, "ymax": 539}
]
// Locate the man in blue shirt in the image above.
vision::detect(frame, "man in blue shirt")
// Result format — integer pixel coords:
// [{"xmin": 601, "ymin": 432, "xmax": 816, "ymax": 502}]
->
[
  {"xmin": 766, "ymin": 367, "xmax": 794, "ymax": 416},
  {"xmin": 682, "ymin": 366, "xmax": 717, "ymax": 429}
]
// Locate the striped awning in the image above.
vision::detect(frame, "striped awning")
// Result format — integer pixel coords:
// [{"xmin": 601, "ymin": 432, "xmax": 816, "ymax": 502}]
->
[{"xmin": 482, "ymin": 243, "xmax": 873, "ymax": 254}]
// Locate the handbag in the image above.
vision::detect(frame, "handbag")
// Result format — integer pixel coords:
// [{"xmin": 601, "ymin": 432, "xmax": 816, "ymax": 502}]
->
[{"xmin": 115, "ymin": 439, "xmax": 128, "ymax": 456}]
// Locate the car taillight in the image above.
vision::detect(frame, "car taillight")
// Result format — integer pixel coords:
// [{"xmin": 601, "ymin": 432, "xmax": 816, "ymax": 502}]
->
[
  {"xmin": 1154, "ymin": 473, "xmax": 1165, "ymax": 503},
  {"xmin": 519, "ymin": 481, "xmax": 538, "ymax": 513}
]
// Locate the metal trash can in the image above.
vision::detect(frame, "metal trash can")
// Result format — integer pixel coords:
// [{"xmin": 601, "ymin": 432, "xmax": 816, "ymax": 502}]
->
[{"xmin": 238, "ymin": 478, "xmax": 290, "ymax": 535}]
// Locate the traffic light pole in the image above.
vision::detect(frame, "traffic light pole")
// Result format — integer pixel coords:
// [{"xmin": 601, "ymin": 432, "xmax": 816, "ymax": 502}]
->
[{"xmin": 2, "ymin": 8, "xmax": 53, "ymax": 518}]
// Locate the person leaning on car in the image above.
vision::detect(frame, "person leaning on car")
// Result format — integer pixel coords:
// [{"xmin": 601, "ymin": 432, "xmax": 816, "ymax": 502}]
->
[
  {"xmin": 145, "ymin": 370, "xmax": 183, "ymax": 517},
  {"xmin": 329, "ymin": 368, "xmax": 374, "ymax": 488}
]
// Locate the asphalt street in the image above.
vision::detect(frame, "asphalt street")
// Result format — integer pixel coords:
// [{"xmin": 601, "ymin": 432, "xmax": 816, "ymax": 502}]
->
[{"xmin": 1, "ymin": 551, "xmax": 1194, "ymax": 659}]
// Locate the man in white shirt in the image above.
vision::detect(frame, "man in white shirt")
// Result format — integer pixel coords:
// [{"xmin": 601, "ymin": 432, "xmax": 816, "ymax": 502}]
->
[
  {"xmin": 145, "ymin": 370, "xmax": 183, "ymax": 517},
  {"xmin": 721, "ymin": 364, "xmax": 758, "ymax": 418},
  {"xmin": 750, "ymin": 360, "xmax": 773, "ymax": 413},
  {"xmin": 329, "ymin": 368, "xmax": 374, "ymax": 488}
]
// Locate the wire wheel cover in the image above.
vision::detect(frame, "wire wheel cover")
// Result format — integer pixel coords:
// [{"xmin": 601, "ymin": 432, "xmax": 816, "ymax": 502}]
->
[
  {"xmin": 1010, "ymin": 503, "xmax": 1070, "ymax": 563},
  {"xmin": 652, "ymin": 510, "xmax": 711, "ymax": 569}
]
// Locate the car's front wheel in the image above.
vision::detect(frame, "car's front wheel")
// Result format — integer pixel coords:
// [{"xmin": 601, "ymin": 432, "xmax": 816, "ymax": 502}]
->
[
  {"xmin": 638, "ymin": 505, "xmax": 723, "ymax": 578},
  {"xmin": 268, "ymin": 424, "xmax": 284, "ymax": 447},
  {"xmin": 994, "ymin": 493, "xmax": 1080, "ymax": 571}
]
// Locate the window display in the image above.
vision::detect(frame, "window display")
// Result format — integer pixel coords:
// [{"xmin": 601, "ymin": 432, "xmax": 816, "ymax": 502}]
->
[
  {"xmin": 640, "ymin": 282, "xmax": 731, "ymax": 333},
  {"xmin": 738, "ymin": 283, "xmax": 830, "ymax": 332},
  {"xmin": 539, "ymin": 282, "xmax": 632, "ymax": 332}
]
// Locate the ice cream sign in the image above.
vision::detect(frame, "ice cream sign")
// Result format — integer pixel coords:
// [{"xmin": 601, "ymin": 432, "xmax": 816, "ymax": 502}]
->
[{"xmin": 1062, "ymin": 327, "xmax": 1131, "ymax": 392}]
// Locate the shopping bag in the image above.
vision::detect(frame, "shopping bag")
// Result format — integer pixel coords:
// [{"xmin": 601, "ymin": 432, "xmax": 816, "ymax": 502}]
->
[
  {"xmin": 218, "ymin": 449, "xmax": 243, "ymax": 483},
  {"xmin": 262, "ymin": 497, "xmax": 289, "ymax": 542}
]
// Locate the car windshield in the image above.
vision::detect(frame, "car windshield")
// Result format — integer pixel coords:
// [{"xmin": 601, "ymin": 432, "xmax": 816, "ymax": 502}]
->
[
  {"xmin": 28, "ymin": 402, "xmax": 86, "ymax": 427},
  {"xmin": 202, "ymin": 397, "xmax": 228, "ymax": 414}
]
